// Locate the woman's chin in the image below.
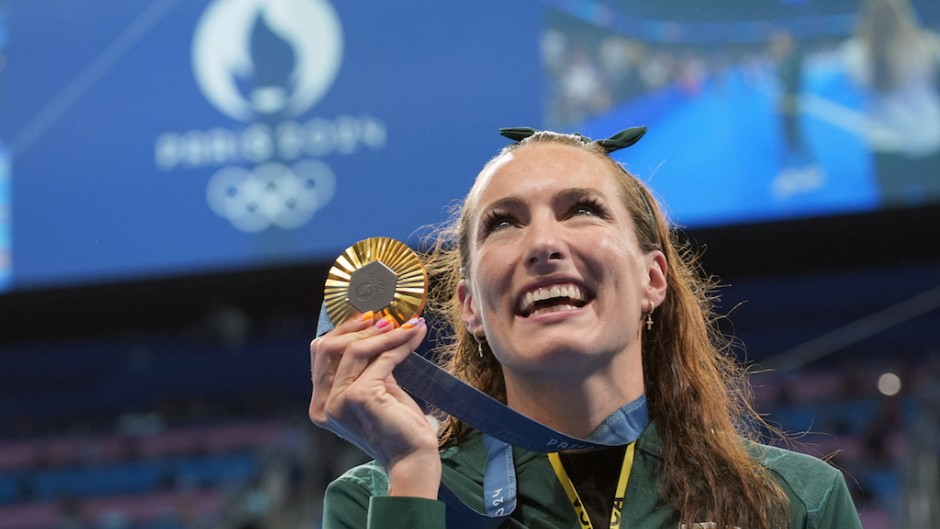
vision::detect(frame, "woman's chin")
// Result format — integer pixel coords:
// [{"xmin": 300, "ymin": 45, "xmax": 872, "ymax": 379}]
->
[{"xmin": 500, "ymin": 341, "xmax": 611, "ymax": 378}]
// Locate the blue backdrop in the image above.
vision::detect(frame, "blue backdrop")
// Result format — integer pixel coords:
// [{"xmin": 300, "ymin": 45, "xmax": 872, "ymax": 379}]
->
[{"xmin": 1, "ymin": 0, "xmax": 934, "ymax": 292}]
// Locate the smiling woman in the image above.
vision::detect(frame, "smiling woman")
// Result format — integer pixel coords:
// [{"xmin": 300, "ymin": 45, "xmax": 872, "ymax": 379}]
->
[
  {"xmin": 309, "ymin": 128, "xmax": 863, "ymax": 529},
  {"xmin": 454, "ymin": 139, "xmax": 662, "ymax": 418}
]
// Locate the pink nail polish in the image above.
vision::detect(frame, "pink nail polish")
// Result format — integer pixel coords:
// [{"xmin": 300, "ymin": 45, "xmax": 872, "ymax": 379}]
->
[
  {"xmin": 375, "ymin": 316, "xmax": 392, "ymax": 329},
  {"xmin": 402, "ymin": 317, "xmax": 424, "ymax": 330}
]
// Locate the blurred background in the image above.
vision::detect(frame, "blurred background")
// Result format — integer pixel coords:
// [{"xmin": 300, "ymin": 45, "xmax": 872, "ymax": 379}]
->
[{"xmin": 1, "ymin": 0, "xmax": 938, "ymax": 528}]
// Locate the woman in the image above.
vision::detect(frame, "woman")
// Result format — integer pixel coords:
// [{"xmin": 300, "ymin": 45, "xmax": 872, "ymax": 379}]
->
[
  {"xmin": 309, "ymin": 128, "xmax": 862, "ymax": 528},
  {"xmin": 842, "ymin": 0, "xmax": 940, "ymax": 206}
]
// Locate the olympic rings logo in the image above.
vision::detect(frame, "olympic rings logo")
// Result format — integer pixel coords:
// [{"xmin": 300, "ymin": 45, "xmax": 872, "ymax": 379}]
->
[{"xmin": 206, "ymin": 160, "xmax": 335, "ymax": 233}]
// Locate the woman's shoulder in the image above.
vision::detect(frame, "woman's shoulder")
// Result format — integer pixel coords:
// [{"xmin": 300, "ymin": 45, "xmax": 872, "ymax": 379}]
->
[
  {"xmin": 749, "ymin": 443, "xmax": 861, "ymax": 528},
  {"xmin": 752, "ymin": 442, "xmax": 842, "ymax": 483}
]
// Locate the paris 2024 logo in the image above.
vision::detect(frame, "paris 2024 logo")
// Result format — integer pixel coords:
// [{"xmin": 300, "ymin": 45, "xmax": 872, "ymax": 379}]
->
[{"xmin": 155, "ymin": 0, "xmax": 386, "ymax": 233}]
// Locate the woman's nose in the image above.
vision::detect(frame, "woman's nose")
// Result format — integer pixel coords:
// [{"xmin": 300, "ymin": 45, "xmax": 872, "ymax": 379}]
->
[{"xmin": 524, "ymin": 217, "xmax": 566, "ymax": 269}]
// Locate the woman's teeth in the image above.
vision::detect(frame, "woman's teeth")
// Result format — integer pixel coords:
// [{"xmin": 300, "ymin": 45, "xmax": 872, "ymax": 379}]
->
[
  {"xmin": 530, "ymin": 303, "xmax": 580, "ymax": 316},
  {"xmin": 519, "ymin": 284, "xmax": 587, "ymax": 316}
]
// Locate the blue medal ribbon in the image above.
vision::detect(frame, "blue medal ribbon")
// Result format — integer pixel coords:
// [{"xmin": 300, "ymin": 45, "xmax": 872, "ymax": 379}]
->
[{"xmin": 316, "ymin": 304, "xmax": 649, "ymax": 528}]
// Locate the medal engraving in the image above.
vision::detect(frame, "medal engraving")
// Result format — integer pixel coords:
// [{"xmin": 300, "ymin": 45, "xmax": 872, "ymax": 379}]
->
[
  {"xmin": 324, "ymin": 237, "xmax": 428, "ymax": 325},
  {"xmin": 348, "ymin": 260, "xmax": 397, "ymax": 313}
]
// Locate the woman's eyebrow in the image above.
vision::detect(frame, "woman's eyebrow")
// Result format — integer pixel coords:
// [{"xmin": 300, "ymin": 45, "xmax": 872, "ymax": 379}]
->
[
  {"xmin": 479, "ymin": 195, "xmax": 527, "ymax": 215},
  {"xmin": 553, "ymin": 187, "xmax": 601, "ymax": 205}
]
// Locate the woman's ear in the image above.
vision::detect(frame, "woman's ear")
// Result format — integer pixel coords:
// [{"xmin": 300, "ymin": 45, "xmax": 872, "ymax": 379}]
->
[
  {"xmin": 458, "ymin": 279, "xmax": 483, "ymax": 335},
  {"xmin": 647, "ymin": 250, "xmax": 668, "ymax": 308}
]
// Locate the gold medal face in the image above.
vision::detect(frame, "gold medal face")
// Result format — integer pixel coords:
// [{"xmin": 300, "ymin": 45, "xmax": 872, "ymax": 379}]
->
[{"xmin": 324, "ymin": 237, "xmax": 428, "ymax": 325}]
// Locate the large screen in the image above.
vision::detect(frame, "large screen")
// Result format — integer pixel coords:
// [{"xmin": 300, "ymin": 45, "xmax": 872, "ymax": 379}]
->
[
  {"xmin": 544, "ymin": 0, "xmax": 940, "ymax": 226},
  {"xmin": 1, "ymin": 0, "xmax": 937, "ymax": 293}
]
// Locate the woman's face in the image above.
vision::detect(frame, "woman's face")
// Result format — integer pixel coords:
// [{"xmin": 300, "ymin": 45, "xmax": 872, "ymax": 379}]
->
[{"xmin": 459, "ymin": 142, "xmax": 667, "ymax": 381}]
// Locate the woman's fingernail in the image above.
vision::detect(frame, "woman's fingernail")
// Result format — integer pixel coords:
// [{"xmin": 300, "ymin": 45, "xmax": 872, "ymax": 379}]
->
[
  {"xmin": 357, "ymin": 311, "xmax": 374, "ymax": 323},
  {"xmin": 401, "ymin": 317, "xmax": 424, "ymax": 330},
  {"xmin": 375, "ymin": 316, "xmax": 394, "ymax": 329}
]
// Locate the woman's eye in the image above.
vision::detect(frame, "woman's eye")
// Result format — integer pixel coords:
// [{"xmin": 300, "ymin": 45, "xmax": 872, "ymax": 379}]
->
[
  {"xmin": 483, "ymin": 213, "xmax": 516, "ymax": 233},
  {"xmin": 491, "ymin": 218, "xmax": 512, "ymax": 230},
  {"xmin": 571, "ymin": 200, "xmax": 606, "ymax": 218},
  {"xmin": 575, "ymin": 206, "xmax": 597, "ymax": 216}
]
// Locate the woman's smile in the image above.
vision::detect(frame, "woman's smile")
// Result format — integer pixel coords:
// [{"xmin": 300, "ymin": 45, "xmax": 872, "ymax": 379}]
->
[{"xmin": 516, "ymin": 280, "xmax": 591, "ymax": 317}]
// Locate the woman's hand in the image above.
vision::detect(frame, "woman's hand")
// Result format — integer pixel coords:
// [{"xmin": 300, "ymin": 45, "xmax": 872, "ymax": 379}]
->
[{"xmin": 309, "ymin": 313, "xmax": 442, "ymax": 499}]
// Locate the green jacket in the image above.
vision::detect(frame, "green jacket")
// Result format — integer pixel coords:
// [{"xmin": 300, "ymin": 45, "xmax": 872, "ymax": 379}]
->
[{"xmin": 322, "ymin": 424, "xmax": 862, "ymax": 529}]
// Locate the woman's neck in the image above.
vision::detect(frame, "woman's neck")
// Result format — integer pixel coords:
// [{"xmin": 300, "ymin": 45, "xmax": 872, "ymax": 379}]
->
[{"xmin": 503, "ymin": 364, "xmax": 645, "ymax": 439}]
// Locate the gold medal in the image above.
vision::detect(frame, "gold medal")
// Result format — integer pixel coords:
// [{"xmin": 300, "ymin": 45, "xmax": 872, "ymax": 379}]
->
[{"xmin": 324, "ymin": 237, "xmax": 428, "ymax": 326}]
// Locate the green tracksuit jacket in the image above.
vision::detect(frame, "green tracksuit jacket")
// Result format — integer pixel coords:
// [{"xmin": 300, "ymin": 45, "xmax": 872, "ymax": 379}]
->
[{"xmin": 322, "ymin": 423, "xmax": 862, "ymax": 529}]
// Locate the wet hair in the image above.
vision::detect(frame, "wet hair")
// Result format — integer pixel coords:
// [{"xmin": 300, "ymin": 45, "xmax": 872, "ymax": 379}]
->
[{"xmin": 423, "ymin": 131, "xmax": 789, "ymax": 529}]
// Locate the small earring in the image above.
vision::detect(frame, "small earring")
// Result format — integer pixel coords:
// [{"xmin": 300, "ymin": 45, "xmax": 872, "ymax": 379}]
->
[
  {"xmin": 645, "ymin": 301, "xmax": 654, "ymax": 331},
  {"xmin": 473, "ymin": 334, "xmax": 486, "ymax": 359}
]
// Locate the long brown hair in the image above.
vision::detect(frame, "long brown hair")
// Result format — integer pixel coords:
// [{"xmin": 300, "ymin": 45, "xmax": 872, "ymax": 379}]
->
[{"xmin": 423, "ymin": 131, "xmax": 789, "ymax": 528}]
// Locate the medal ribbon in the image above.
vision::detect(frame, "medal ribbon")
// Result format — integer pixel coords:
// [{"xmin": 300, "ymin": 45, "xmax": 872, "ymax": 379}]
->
[{"xmin": 548, "ymin": 442, "xmax": 636, "ymax": 529}]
